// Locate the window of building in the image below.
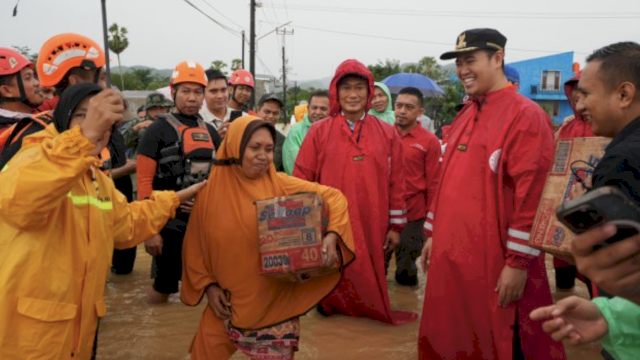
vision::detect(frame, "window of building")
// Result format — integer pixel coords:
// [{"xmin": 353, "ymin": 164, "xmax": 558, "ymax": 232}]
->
[
  {"xmin": 538, "ymin": 101, "xmax": 560, "ymax": 118},
  {"xmin": 541, "ymin": 70, "xmax": 561, "ymax": 91}
]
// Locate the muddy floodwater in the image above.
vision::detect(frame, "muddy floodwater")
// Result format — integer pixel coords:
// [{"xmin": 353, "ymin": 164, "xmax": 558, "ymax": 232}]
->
[{"xmin": 98, "ymin": 247, "xmax": 604, "ymax": 360}]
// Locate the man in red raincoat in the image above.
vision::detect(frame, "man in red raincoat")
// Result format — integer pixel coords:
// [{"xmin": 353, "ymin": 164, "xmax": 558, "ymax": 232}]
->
[
  {"xmin": 293, "ymin": 59, "xmax": 416, "ymax": 325},
  {"xmin": 419, "ymin": 29, "xmax": 567, "ymax": 359},
  {"xmin": 553, "ymin": 72, "xmax": 596, "ymax": 296}
]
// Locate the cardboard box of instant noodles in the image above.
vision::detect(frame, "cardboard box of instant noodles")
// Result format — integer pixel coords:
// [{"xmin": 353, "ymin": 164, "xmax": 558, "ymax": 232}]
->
[
  {"xmin": 256, "ymin": 192, "xmax": 335, "ymax": 282},
  {"xmin": 531, "ymin": 137, "xmax": 611, "ymax": 258}
]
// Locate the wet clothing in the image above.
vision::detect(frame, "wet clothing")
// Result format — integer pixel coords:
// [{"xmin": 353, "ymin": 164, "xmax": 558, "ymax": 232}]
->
[
  {"xmin": 294, "ymin": 59, "xmax": 416, "ymax": 325},
  {"xmin": 369, "ymin": 82, "xmax": 395, "ymax": 125},
  {"xmin": 181, "ymin": 116, "xmax": 355, "ymax": 360},
  {"xmin": 137, "ymin": 112, "xmax": 220, "ymax": 294},
  {"xmin": 592, "ymin": 297, "xmax": 640, "ymax": 360},
  {"xmin": 419, "ymin": 86, "xmax": 566, "ymax": 359},
  {"xmin": 0, "ymin": 124, "xmax": 179, "ymax": 360},
  {"xmin": 385, "ymin": 124, "xmax": 440, "ymax": 282},
  {"xmin": 398, "ymin": 124, "xmax": 441, "ymax": 222},
  {"xmin": 283, "ymin": 114, "xmax": 313, "ymax": 175}
]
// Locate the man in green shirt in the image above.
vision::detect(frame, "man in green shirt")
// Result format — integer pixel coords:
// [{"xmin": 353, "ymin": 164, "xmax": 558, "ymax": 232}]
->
[{"xmin": 282, "ymin": 90, "xmax": 330, "ymax": 174}]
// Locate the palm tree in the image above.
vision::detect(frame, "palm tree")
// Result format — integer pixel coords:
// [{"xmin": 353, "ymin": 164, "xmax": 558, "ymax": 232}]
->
[
  {"xmin": 108, "ymin": 23, "xmax": 129, "ymax": 90},
  {"xmin": 210, "ymin": 60, "xmax": 228, "ymax": 74},
  {"xmin": 230, "ymin": 58, "xmax": 242, "ymax": 71},
  {"xmin": 418, "ymin": 57, "xmax": 442, "ymax": 81}
]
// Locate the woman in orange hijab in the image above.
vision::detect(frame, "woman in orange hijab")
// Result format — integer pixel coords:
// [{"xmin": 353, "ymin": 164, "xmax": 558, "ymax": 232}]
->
[{"xmin": 181, "ymin": 116, "xmax": 355, "ymax": 360}]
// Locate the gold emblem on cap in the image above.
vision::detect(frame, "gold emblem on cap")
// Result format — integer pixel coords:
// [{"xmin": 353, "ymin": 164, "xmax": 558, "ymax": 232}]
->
[{"xmin": 456, "ymin": 33, "xmax": 467, "ymax": 50}]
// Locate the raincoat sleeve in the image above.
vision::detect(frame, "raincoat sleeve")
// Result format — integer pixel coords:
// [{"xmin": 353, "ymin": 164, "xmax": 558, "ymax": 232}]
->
[
  {"xmin": 111, "ymin": 187, "xmax": 179, "ymax": 249},
  {"xmin": 293, "ymin": 124, "xmax": 319, "ymax": 181},
  {"xmin": 425, "ymin": 135, "xmax": 442, "ymax": 210},
  {"xmin": 181, "ymin": 184, "xmax": 217, "ymax": 306},
  {"xmin": 504, "ymin": 107, "xmax": 554, "ymax": 269},
  {"xmin": 0, "ymin": 126, "xmax": 95, "ymax": 230},
  {"xmin": 592, "ymin": 296, "xmax": 640, "ymax": 360},
  {"xmin": 388, "ymin": 131, "xmax": 408, "ymax": 233},
  {"xmin": 282, "ymin": 124, "xmax": 301, "ymax": 175},
  {"xmin": 278, "ymin": 173, "xmax": 355, "ymax": 264}
]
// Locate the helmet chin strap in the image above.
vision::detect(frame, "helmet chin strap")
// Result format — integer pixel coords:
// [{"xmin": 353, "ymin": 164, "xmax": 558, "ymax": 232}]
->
[
  {"xmin": 2, "ymin": 73, "xmax": 39, "ymax": 109},
  {"xmin": 230, "ymin": 86, "xmax": 245, "ymax": 108}
]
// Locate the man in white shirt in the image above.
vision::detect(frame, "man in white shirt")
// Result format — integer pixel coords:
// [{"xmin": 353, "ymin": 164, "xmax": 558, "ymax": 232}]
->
[{"xmin": 200, "ymin": 69, "xmax": 246, "ymax": 138}]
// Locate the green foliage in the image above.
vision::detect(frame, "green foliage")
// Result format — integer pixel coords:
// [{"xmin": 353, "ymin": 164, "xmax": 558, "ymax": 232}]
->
[
  {"xmin": 108, "ymin": 23, "xmax": 129, "ymax": 55},
  {"xmin": 110, "ymin": 70, "xmax": 170, "ymax": 91},
  {"xmin": 108, "ymin": 23, "xmax": 130, "ymax": 90},
  {"xmin": 277, "ymin": 86, "xmax": 319, "ymax": 124},
  {"xmin": 231, "ymin": 59, "xmax": 242, "ymax": 71},
  {"xmin": 425, "ymin": 81, "xmax": 465, "ymax": 129},
  {"xmin": 367, "ymin": 59, "xmax": 401, "ymax": 82},
  {"xmin": 210, "ymin": 60, "xmax": 228, "ymax": 74}
]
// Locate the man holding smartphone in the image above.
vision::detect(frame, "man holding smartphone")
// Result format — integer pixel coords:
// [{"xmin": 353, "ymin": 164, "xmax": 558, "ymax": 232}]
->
[
  {"xmin": 201, "ymin": 69, "xmax": 246, "ymax": 140},
  {"xmin": 530, "ymin": 41, "xmax": 640, "ymax": 360}
]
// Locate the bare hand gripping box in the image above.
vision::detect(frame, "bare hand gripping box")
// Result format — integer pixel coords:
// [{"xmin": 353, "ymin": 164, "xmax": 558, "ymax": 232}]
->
[
  {"xmin": 531, "ymin": 137, "xmax": 611, "ymax": 258},
  {"xmin": 256, "ymin": 192, "xmax": 335, "ymax": 282}
]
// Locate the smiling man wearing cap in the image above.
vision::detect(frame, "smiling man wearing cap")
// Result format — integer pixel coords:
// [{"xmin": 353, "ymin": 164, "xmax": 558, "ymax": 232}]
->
[
  {"xmin": 256, "ymin": 93, "xmax": 286, "ymax": 171},
  {"xmin": 419, "ymin": 29, "xmax": 566, "ymax": 360}
]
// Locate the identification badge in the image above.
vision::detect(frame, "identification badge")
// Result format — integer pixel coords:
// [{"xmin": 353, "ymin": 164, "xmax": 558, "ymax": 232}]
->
[
  {"xmin": 457, "ymin": 144, "xmax": 467, "ymax": 151},
  {"xmin": 192, "ymin": 133, "xmax": 210, "ymax": 142},
  {"xmin": 353, "ymin": 155, "xmax": 365, "ymax": 161}
]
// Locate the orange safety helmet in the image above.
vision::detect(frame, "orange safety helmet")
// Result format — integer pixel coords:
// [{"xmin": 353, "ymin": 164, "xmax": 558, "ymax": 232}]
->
[
  {"xmin": 37, "ymin": 33, "xmax": 106, "ymax": 88},
  {"xmin": 228, "ymin": 69, "xmax": 254, "ymax": 88},
  {"xmin": 170, "ymin": 61, "xmax": 208, "ymax": 90}
]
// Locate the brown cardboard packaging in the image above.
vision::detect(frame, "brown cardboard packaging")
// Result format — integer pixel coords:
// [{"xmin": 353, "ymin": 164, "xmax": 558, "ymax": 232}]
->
[
  {"xmin": 531, "ymin": 137, "xmax": 611, "ymax": 258},
  {"xmin": 256, "ymin": 192, "xmax": 336, "ymax": 282}
]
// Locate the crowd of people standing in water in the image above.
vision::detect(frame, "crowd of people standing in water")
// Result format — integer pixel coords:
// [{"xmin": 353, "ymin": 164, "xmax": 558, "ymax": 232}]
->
[{"xmin": 0, "ymin": 24, "xmax": 639, "ymax": 360}]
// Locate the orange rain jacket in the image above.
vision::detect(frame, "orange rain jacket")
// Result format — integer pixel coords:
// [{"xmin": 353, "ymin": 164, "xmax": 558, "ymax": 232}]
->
[{"xmin": 0, "ymin": 125, "xmax": 179, "ymax": 360}]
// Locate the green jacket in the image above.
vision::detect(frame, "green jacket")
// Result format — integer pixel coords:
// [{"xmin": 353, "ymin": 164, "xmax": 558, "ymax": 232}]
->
[
  {"xmin": 369, "ymin": 82, "xmax": 395, "ymax": 125},
  {"xmin": 593, "ymin": 296, "xmax": 640, "ymax": 360},
  {"xmin": 282, "ymin": 114, "xmax": 313, "ymax": 175}
]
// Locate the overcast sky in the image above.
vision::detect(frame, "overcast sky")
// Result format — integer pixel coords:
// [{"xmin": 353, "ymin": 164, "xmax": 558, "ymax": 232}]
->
[{"xmin": 1, "ymin": 0, "xmax": 639, "ymax": 82}]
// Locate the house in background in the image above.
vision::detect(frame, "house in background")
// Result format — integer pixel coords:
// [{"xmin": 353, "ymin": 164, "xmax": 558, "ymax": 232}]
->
[{"xmin": 508, "ymin": 52, "xmax": 578, "ymax": 125}]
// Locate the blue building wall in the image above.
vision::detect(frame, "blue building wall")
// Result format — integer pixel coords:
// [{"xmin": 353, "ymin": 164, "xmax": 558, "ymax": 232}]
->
[{"xmin": 507, "ymin": 52, "xmax": 576, "ymax": 125}]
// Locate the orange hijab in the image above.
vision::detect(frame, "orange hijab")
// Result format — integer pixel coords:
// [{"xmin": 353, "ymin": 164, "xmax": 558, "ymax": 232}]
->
[{"xmin": 182, "ymin": 116, "xmax": 354, "ymax": 329}]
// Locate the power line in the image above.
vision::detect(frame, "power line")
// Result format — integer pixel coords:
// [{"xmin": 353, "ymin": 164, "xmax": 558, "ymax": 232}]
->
[
  {"xmin": 261, "ymin": 22, "xmax": 590, "ymax": 55},
  {"xmin": 183, "ymin": 0, "xmax": 241, "ymax": 38},
  {"xmin": 199, "ymin": 0, "xmax": 246, "ymax": 31},
  {"xmin": 265, "ymin": 4, "xmax": 640, "ymax": 19}
]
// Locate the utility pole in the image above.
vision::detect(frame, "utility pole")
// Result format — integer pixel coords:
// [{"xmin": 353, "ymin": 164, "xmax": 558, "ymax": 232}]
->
[
  {"xmin": 276, "ymin": 27, "xmax": 294, "ymax": 122},
  {"xmin": 249, "ymin": 0, "xmax": 257, "ymax": 108},
  {"xmin": 241, "ymin": 30, "xmax": 246, "ymax": 69}
]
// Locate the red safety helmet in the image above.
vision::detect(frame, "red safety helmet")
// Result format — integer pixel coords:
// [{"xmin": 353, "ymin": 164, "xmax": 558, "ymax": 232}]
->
[
  {"xmin": 37, "ymin": 33, "xmax": 106, "ymax": 88},
  {"xmin": 0, "ymin": 48, "xmax": 33, "ymax": 77},
  {"xmin": 228, "ymin": 69, "xmax": 254, "ymax": 88},
  {"xmin": 0, "ymin": 48, "xmax": 35, "ymax": 103}
]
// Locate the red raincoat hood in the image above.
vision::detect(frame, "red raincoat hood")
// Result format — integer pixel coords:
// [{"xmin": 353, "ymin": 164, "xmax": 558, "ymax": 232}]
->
[
  {"xmin": 329, "ymin": 59, "xmax": 375, "ymax": 116},
  {"xmin": 564, "ymin": 72, "xmax": 582, "ymax": 118}
]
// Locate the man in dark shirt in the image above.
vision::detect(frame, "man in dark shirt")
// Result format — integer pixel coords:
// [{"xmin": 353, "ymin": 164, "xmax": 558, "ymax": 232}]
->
[
  {"xmin": 136, "ymin": 61, "xmax": 220, "ymax": 303},
  {"xmin": 561, "ymin": 41, "xmax": 640, "ymax": 359}
]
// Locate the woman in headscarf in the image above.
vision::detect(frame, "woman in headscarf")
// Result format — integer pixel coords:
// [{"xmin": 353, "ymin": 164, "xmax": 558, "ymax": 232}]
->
[
  {"xmin": 0, "ymin": 83, "xmax": 204, "ymax": 359},
  {"xmin": 181, "ymin": 115, "xmax": 356, "ymax": 360},
  {"xmin": 369, "ymin": 82, "xmax": 395, "ymax": 125}
]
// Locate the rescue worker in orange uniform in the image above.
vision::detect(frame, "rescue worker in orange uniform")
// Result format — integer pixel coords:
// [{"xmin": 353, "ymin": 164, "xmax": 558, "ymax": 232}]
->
[{"xmin": 0, "ymin": 83, "xmax": 205, "ymax": 360}]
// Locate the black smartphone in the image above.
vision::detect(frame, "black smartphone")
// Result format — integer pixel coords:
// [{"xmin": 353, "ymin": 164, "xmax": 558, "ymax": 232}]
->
[
  {"xmin": 229, "ymin": 110, "xmax": 243, "ymax": 123},
  {"xmin": 556, "ymin": 186, "xmax": 640, "ymax": 248}
]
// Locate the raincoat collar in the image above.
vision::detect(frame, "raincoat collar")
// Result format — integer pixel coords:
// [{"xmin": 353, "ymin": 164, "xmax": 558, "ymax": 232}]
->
[{"xmin": 329, "ymin": 59, "xmax": 375, "ymax": 117}]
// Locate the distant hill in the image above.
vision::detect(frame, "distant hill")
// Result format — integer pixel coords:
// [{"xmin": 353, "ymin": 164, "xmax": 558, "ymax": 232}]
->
[{"xmin": 297, "ymin": 76, "xmax": 332, "ymax": 90}]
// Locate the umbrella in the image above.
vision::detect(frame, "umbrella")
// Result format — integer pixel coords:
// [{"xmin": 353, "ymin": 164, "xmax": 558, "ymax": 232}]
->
[{"xmin": 382, "ymin": 73, "xmax": 445, "ymax": 97}]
